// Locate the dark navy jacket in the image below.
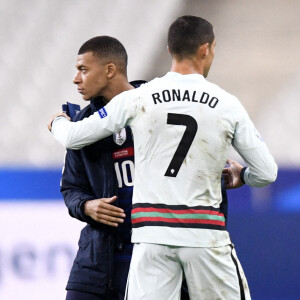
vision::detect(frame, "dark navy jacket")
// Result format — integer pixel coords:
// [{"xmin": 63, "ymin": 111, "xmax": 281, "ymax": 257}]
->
[{"xmin": 61, "ymin": 81, "xmax": 146, "ymax": 296}]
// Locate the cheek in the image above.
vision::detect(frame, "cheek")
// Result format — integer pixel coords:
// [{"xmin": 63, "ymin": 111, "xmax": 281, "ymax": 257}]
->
[
  {"xmin": 84, "ymin": 75, "xmax": 98, "ymax": 90},
  {"xmin": 96, "ymin": 76, "xmax": 108, "ymax": 88}
]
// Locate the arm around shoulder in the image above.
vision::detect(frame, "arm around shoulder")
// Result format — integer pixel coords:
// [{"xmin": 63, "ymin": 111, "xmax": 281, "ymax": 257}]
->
[{"xmin": 51, "ymin": 91, "xmax": 138, "ymax": 149}]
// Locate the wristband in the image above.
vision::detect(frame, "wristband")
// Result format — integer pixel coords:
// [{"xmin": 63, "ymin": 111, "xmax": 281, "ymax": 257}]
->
[{"xmin": 240, "ymin": 167, "xmax": 247, "ymax": 184}]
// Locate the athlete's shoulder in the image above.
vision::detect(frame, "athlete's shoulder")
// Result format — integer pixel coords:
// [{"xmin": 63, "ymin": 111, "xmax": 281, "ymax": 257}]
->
[
  {"xmin": 132, "ymin": 75, "xmax": 167, "ymax": 92},
  {"xmin": 204, "ymin": 78, "xmax": 244, "ymax": 109},
  {"xmin": 204, "ymin": 78, "xmax": 234, "ymax": 98}
]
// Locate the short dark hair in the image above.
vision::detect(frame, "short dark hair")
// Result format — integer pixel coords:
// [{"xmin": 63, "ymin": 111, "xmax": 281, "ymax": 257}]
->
[
  {"xmin": 78, "ymin": 36, "xmax": 128, "ymax": 73},
  {"xmin": 168, "ymin": 15, "xmax": 215, "ymax": 59}
]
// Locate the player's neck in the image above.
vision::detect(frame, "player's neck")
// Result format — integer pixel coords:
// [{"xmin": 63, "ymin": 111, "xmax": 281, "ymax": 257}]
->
[
  {"xmin": 170, "ymin": 58, "xmax": 205, "ymax": 76},
  {"xmin": 103, "ymin": 77, "xmax": 134, "ymax": 103}
]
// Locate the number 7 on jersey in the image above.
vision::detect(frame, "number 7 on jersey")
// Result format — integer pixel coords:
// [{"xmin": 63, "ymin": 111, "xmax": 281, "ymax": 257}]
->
[{"xmin": 164, "ymin": 113, "xmax": 198, "ymax": 177}]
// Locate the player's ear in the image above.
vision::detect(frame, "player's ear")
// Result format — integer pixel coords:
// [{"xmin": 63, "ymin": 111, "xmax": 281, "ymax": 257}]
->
[
  {"xmin": 198, "ymin": 43, "xmax": 209, "ymax": 58},
  {"xmin": 106, "ymin": 63, "xmax": 117, "ymax": 79}
]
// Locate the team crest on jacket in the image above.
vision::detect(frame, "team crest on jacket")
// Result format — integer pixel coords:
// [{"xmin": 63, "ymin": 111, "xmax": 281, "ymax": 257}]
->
[{"xmin": 113, "ymin": 128, "xmax": 126, "ymax": 145}]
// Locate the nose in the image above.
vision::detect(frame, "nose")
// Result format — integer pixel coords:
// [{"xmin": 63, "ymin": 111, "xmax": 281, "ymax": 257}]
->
[{"xmin": 73, "ymin": 72, "xmax": 81, "ymax": 84}]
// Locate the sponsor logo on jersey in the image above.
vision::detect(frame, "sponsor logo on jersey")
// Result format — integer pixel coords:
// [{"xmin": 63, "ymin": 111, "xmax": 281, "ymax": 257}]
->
[
  {"xmin": 113, "ymin": 147, "xmax": 134, "ymax": 159},
  {"xmin": 113, "ymin": 128, "xmax": 126, "ymax": 145},
  {"xmin": 98, "ymin": 107, "xmax": 108, "ymax": 119}
]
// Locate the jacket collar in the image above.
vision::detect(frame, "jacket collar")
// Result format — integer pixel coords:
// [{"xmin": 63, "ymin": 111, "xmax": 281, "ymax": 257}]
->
[{"xmin": 90, "ymin": 97, "xmax": 106, "ymax": 112}]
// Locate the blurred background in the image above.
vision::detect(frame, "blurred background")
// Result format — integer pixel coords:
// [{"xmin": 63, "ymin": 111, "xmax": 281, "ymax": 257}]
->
[{"xmin": 0, "ymin": 0, "xmax": 299, "ymax": 299}]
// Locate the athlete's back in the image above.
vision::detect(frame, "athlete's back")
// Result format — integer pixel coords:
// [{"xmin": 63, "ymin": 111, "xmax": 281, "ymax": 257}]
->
[
  {"xmin": 131, "ymin": 72, "xmax": 235, "ymax": 209},
  {"xmin": 115, "ymin": 71, "xmax": 277, "ymax": 247}
]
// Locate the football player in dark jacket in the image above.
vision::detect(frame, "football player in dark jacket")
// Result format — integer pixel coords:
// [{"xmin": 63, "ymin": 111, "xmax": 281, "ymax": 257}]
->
[{"xmin": 61, "ymin": 36, "xmax": 144, "ymax": 300}]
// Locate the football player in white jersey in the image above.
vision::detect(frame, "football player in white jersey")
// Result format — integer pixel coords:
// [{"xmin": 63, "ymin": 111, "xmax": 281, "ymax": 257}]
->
[{"xmin": 49, "ymin": 16, "xmax": 277, "ymax": 300}]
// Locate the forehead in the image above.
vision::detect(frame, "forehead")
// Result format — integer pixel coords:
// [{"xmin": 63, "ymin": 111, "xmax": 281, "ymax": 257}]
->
[{"xmin": 76, "ymin": 51, "xmax": 103, "ymax": 67}]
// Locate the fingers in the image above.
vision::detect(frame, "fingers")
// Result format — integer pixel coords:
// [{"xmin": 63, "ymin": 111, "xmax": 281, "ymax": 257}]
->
[
  {"xmin": 92, "ymin": 210, "xmax": 125, "ymax": 227},
  {"xmin": 96, "ymin": 206, "xmax": 125, "ymax": 227},
  {"xmin": 222, "ymin": 168, "xmax": 230, "ymax": 182},
  {"xmin": 222, "ymin": 165, "xmax": 233, "ymax": 189},
  {"xmin": 103, "ymin": 195, "xmax": 118, "ymax": 204},
  {"xmin": 47, "ymin": 112, "xmax": 70, "ymax": 131},
  {"xmin": 84, "ymin": 197, "xmax": 126, "ymax": 227},
  {"xmin": 222, "ymin": 176, "xmax": 232, "ymax": 189},
  {"xmin": 100, "ymin": 219, "xmax": 123, "ymax": 227},
  {"xmin": 99, "ymin": 197, "xmax": 124, "ymax": 214},
  {"xmin": 97, "ymin": 212, "xmax": 125, "ymax": 227},
  {"xmin": 97, "ymin": 205, "xmax": 125, "ymax": 218},
  {"xmin": 95, "ymin": 212, "xmax": 124, "ymax": 227},
  {"xmin": 224, "ymin": 158, "xmax": 245, "ymax": 189},
  {"xmin": 226, "ymin": 158, "xmax": 243, "ymax": 169},
  {"xmin": 226, "ymin": 158, "xmax": 234, "ymax": 165},
  {"xmin": 222, "ymin": 168, "xmax": 229, "ymax": 175},
  {"xmin": 47, "ymin": 119, "xmax": 53, "ymax": 131}
]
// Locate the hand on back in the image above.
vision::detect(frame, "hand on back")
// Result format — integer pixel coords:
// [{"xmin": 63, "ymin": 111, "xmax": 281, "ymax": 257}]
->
[{"xmin": 222, "ymin": 158, "xmax": 245, "ymax": 189}]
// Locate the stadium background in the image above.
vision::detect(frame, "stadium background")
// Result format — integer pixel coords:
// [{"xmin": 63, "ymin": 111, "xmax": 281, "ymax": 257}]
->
[{"xmin": 0, "ymin": 0, "xmax": 299, "ymax": 299}]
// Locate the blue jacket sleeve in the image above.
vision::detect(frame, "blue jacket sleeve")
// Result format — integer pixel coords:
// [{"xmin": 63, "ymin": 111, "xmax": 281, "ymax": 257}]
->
[{"xmin": 60, "ymin": 148, "xmax": 97, "ymax": 225}]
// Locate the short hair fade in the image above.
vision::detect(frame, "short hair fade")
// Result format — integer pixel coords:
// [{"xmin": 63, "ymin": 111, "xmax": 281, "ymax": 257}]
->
[
  {"xmin": 78, "ymin": 36, "xmax": 128, "ymax": 73},
  {"xmin": 168, "ymin": 16, "xmax": 215, "ymax": 59}
]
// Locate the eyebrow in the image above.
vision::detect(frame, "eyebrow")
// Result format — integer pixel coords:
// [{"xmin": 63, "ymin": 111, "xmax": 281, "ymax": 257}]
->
[{"xmin": 76, "ymin": 64, "xmax": 86, "ymax": 70}]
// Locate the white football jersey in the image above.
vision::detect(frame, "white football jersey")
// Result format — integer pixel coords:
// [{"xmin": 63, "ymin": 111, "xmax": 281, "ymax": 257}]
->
[{"xmin": 52, "ymin": 72, "xmax": 277, "ymax": 247}]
